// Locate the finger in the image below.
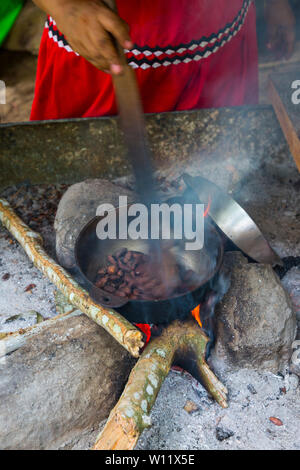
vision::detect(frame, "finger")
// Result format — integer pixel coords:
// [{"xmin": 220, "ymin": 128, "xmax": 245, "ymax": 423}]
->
[
  {"xmin": 67, "ymin": 37, "xmax": 111, "ymax": 72},
  {"xmin": 88, "ymin": 26, "xmax": 123, "ymax": 74},
  {"xmin": 86, "ymin": 56, "xmax": 110, "ymax": 72},
  {"xmin": 65, "ymin": 37, "xmax": 90, "ymax": 59},
  {"xmin": 97, "ymin": 6, "xmax": 133, "ymax": 49},
  {"xmin": 84, "ymin": 52, "xmax": 110, "ymax": 71},
  {"xmin": 79, "ymin": 48, "xmax": 110, "ymax": 71},
  {"xmin": 86, "ymin": 27, "xmax": 112, "ymax": 69}
]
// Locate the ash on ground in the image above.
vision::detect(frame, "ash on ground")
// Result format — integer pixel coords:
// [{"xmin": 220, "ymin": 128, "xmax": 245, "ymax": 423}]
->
[
  {"xmin": 60, "ymin": 368, "xmax": 300, "ymax": 451},
  {"xmin": 136, "ymin": 368, "xmax": 300, "ymax": 450},
  {"xmin": 0, "ymin": 184, "xmax": 68, "ymax": 332}
]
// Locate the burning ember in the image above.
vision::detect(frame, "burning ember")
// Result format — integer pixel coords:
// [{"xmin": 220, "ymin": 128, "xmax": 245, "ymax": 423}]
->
[
  {"xmin": 136, "ymin": 303, "xmax": 204, "ymax": 348},
  {"xmin": 204, "ymin": 196, "xmax": 211, "ymax": 218},
  {"xmin": 135, "ymin": 323, "xmax": 152, "ymax": 345},
  {"xmin": 191, "ymin": 304, "xmax": 203, "ymax": 328}
]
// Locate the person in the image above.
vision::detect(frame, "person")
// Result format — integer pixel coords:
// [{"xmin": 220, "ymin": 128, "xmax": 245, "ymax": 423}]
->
[{"xmin": 30, "ymin": 0, "xmax": 296, "ymax": 121}]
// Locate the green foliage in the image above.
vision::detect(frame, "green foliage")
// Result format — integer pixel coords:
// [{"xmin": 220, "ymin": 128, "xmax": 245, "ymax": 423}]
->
[{"xmin": 0, "ymin": 0, "xmax": 24, "ymax": 46}]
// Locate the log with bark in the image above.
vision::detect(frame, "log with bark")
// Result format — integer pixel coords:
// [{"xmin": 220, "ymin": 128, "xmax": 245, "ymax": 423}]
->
[
  {"xmin": 0, "ymin": 198, "xmax": 144, "ymax": 357},
  {"xmin": 94, "ymin": 319, "xmax": 228, "ymax": 450}
]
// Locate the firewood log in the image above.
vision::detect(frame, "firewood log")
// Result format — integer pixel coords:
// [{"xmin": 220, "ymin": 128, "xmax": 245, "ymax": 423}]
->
[{"xmin": 94, "ymin": 319, "xmax": 228, "ymax": 450}]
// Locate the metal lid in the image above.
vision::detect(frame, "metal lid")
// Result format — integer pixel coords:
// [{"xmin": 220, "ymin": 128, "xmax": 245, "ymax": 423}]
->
[{"xmin": 183, "ymin": 174, "xmax": 283, "ymax": 266}]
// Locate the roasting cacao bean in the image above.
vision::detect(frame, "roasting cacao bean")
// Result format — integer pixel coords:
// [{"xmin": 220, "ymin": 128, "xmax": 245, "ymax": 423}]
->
[{"xmin": 95, "ymin": 247, "xmax": 199, "ymax": 302}]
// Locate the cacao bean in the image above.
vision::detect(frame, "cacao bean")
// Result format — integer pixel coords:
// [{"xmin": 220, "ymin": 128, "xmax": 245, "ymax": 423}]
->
[
  {"xmin": 115, "ymin": 248, "xmax": 128, "ymax": 258},
  {"xmin": 95, "ymin": 247, "xmax": 198, "ymax": 302},
  {"xmin": 107, "ymin": 255, "xmax": 117, "ymax": 265},
  {"xmin": 104, "ymin": 285, "xmax": 116, "ymax": 293},
  {"xmin": 107, "ymin": 265, "xmax": 117, "ymax": 274}
]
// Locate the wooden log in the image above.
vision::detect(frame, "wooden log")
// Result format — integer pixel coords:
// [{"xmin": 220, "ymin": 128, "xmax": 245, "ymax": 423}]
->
[
  {"xmin": 0, "ymin": 311, "xmax": 81, "ymax": 358},
  {"xmin": 0, "ymin": 198, "xmax": 144, "ymax": 358},
  {"xmin": 94, "ymin": 319, "xmax": 228, "ymax": 450}
]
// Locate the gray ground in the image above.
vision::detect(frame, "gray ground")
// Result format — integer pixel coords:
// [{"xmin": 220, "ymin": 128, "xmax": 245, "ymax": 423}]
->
[
  {"xmin": 0, "ymin": 175, "xmax": 299, "ymax": 450},
  {"xmin": 59, "ymin": 368, "xmax": 300, "ymax": 451},
  {"xmin": 0, "ymin": 230, "xmax": 57, "ymax": 332},
  {"xmin": 0, "ymin": 184, "xmax": 66, "ymax": 332},
  {"xmin": 137, "ymin": 368, "xmax": 300, "ymax": 450}
]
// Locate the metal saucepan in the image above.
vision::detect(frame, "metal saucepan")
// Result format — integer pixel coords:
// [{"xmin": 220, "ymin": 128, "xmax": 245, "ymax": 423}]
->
[
  {"xmin": 74, "ymin": 204, "xmax": 224, "ymax": 325},
  {"xmin": 183, "ymin": 174, "xmax": 282, "ymax": 266}
]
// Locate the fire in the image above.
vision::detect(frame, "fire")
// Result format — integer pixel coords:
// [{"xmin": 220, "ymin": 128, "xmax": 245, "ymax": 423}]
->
[
  {"xmin": 204, "ymin": 196, "xmax": 211, "ymax": 218},
  {"xmin": 135, "ymin": 323, "xmax": 152, "ymax": 345},
  {"xmin": 191, "ymin": 304, "xmax": 202, "ymax": 328},
  {"xmin": 136, "ymin": 305, "xmax": 203, "ymax": 347}
]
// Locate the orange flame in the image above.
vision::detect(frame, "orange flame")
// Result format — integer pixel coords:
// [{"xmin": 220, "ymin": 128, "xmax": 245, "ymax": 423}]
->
[
  {"xmin": 204, "ymin": 196, "xmax": 212, "ymax": 218},
  {"xmin": 191, "ymin": 304, "xmax": 202, "ymax": 328}
]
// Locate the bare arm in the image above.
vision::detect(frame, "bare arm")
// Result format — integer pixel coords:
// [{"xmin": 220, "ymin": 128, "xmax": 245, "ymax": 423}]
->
[{"xmin": 32, "ymin": 0, "xmax": 133, "ymax": 73}]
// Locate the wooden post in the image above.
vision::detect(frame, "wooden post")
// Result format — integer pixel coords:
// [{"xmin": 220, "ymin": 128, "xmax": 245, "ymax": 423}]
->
[{"xmin": 269, "ymin": 71, "xmax": 300, "ymax": 172}]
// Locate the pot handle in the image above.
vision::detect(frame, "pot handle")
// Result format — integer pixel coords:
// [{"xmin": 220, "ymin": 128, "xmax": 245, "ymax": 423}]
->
[{"xmin": 90, "ymin": 285, "xmax": 129, "ymax": 310}]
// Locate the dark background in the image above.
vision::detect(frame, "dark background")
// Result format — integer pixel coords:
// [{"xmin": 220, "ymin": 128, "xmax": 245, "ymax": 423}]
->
[{"xmin": 256, "ymin": 0, "xmax": 300, "ymax": 47}]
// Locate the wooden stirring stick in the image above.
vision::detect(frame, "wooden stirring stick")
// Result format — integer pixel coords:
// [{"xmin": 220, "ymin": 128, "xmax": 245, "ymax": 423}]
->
[
  {"xmin": 104, "ymin": 0, "xmax": 156, "ymax": 203},
  {"xmin": 104, "ymin": 0, "xmax": 181, "ymax": 293}
]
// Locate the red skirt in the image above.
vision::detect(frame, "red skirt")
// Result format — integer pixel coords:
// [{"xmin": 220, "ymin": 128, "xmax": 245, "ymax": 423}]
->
[{"xmin": 30, "ymin": 0, "xmax": 258, "ymax": 120}]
